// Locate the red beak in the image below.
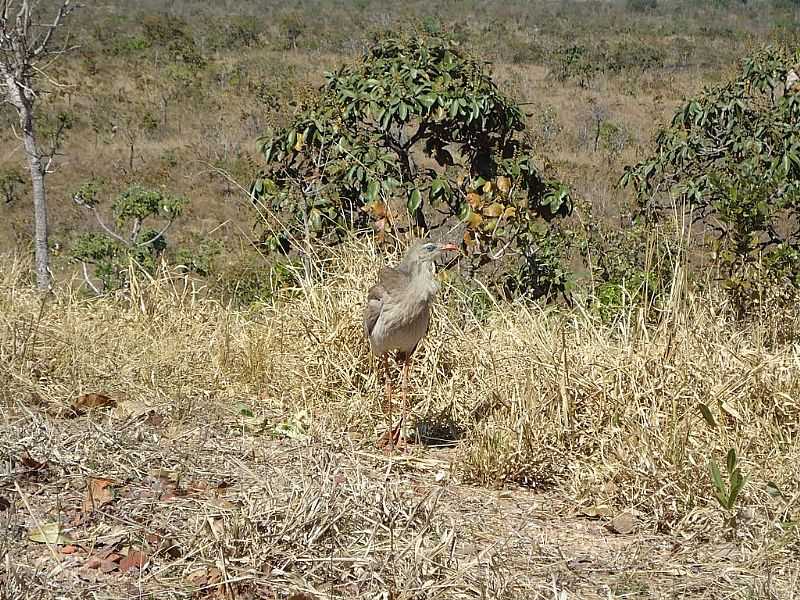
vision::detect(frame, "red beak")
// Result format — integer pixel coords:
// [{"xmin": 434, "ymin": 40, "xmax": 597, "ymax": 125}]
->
[{"xmin": 440, "ymin": 243, "xmax": 459, "ymax": 252}]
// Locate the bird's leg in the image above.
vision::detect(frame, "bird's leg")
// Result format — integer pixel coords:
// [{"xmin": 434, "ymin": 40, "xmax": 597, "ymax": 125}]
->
[
  {"xmin": 381, "ymin": 354, "xmax": 394, "ymax": 449},
  {"xmin": 398, "ymin": 352, "xmax": 412, "ymax": 450}
]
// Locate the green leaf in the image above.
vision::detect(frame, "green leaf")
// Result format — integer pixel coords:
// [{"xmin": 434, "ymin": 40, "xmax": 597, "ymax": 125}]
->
[
  {"xmin": 407, "ymin": 188, "xmax": 422, "ymax": 214},
  {"xmin": 419, "ymin": 94, "xmax": 438, "ymax": 109},
  {"xmin": 430, "ymin": 178, "xmax": 446, "ymax": 199},
  {"xmin": 366, "ymin": 180, "xmax": 380, "ymax": 202},
  {"xmin": 234, "ymin": 401, "xmax": 254, "ymax": 417},
  {"xmin": 765, "ymin": 481, "xmax": 784, "ymax": 498},
  {"xmin": 698, "ymin": 403, "xmax": 717, "ymax": 429},
  {"xmin": 726, "ymin": 448, "xmax": 737, "ymax": 475}
]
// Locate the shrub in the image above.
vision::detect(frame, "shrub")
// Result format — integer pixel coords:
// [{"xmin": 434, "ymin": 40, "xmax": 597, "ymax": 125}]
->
[
  {"xmin": 621, "ymin": 44, "xmax": 800, "ymax": 316},
  {"xmin": 548, "ymin": 44, "xmax": 603, "ymax": 87},
  {"xmin": 0, "ymin": 167, "xmax": 25, "ymax": 204},
  {"xmin": 71, "ymin": 182, "xmax": 189, "ymax": 292},
  {"xmin": 251, "ymin": 31, "xmax": 573, "ymax": 299}
]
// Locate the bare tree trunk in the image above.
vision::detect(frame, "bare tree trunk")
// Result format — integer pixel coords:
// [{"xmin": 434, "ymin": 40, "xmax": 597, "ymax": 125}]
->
[
  {"xmin": 6, "ymin": 75, "xmax": 50, "ymax": 290},
  {"xmin": 1, "ymin": 0, "xmax": 77, "ymax": 291},
  {"xmin": 24, "ymin": 128, "xmax": 50, "ymax": 290}
]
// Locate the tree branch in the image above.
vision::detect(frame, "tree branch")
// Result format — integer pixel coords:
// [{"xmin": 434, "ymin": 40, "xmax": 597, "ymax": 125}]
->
[
  {"xmin": 137, "ymin": 219, "xmax": 176, "ymax": 248},
  {"xmin": 32, "ymin": 0, "xmax": 73, "ymax": 57},
  {"xmin": 72, "ymin": 194, "xmax": 130, "ymax": 246},
  {"xmin": 81, "ymin": 260, "xmax": 101, "ymax": 294}
]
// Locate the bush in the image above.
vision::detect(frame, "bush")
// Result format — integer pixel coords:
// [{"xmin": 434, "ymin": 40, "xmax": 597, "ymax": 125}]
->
[
  {"xmin": 252, "ymin": 31, "xmax": 573, "ymax": 299},
  {"xmin": 622, "ymin": 44, "xmax": 800, "ymax": 316},
  {"xmin": 0, "ymin": 167, "xmax": 25, "ymax": 204},
  {"xmin": 71, "ymin": 182, "xmax": 189, "ymax": 291},
  {"xmin": 626, "ymin": 0, "xmax": 657, "ymax": 12}
]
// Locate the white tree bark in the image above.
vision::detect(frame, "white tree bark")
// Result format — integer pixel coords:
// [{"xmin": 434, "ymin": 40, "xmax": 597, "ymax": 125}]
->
[{"xmin": 1, "ymin": 0, "xmax": 76, "ymax": 291}]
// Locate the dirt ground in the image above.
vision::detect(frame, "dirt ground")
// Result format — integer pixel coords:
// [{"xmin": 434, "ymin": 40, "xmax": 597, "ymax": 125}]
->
[{"xmin": 2, "ymin": 395, "xmax": 794, "ymax": 600}]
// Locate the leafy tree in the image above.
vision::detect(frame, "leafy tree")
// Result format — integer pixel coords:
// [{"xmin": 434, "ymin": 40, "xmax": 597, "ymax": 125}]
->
[
  {"xmin": 71, "ymin": 182, "xmax": 188, "ymax": 292},
  {"xmin": 621, "ymin": 44, "xmax": 800, "ymax": 313},
  {"xmin": 251, "ymin": 32, "xmax": 572, "ymax": 298}
]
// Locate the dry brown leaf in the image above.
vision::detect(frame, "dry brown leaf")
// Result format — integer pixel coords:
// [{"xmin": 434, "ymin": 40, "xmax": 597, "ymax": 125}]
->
[
  {"xmin": 482, "ymin": 202, "xmax": 504, "ymax": 218},
  {"xmin": 83, "ymin": 478, "xmax": 115, "ymax": 513},
  {"xmin": 496, "ymin": 176, "xmax": 511, "ymax": 194},
  {"xmin": 466, "ymin": 191, "xmax": 482, "ymax": 209},
  {"xmin": 85, "ymin": 557, "xmax": 102, "ymax": 570},
  {"xmin": 466, "ymin": 212, "xmax": 482, "ymax": 229},
  {"xmin": 119, "ymin": 550, "xmax": 147, "ymax": 572},
  {"xmin": 609, "ymin": 511, "xmax": 636, "ymax": 535},
  {"xmin": 143, "ymin": 412, "xmax": 164, "ymax": 427},
  {"xmin": 19, "ymin": 451, "xmax": 46, "ymax": 471},
  {"xmin": 70, "ymin": 393, "xmax": 116, "ymax": 416},
  {"xmin": 61, "ymin": 545, "xmax": 79, "ymax": 555},
  {"xmin": 99, "ymin": 559, "xmax": 119, "ymax": 573}
]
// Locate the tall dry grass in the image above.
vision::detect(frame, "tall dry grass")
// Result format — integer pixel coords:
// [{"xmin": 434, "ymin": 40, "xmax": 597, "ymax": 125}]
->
[{"xmin": 2, "ymin": 240, "xmax": 800, "ymax": 596}]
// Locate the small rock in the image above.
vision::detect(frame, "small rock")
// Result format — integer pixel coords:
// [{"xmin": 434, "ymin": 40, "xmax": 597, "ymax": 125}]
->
[{"xmin": 609, "ymin": 511, "xmax": 636, "ymax": 535}]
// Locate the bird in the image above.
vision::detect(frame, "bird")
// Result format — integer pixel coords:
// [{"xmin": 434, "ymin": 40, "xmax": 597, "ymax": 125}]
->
[{"xmin": 363, "ymin": 239, "xmax": 458, "ymax": 450}]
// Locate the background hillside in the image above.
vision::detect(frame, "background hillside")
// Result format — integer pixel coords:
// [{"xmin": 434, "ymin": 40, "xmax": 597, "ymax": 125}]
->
[{"xmin": 3, "ymin": 0, "xmax": 798, "ymax": 295}]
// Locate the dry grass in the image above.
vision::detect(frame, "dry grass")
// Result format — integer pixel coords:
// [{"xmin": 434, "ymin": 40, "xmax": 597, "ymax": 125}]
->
[{"xmin": 1, "ymin": 241, "xmax": 800, "ymax": 599}]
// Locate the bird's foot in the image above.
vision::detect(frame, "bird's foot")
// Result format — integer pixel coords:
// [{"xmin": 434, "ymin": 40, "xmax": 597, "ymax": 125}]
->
[{"xmin": 376, "ymin": 428, "xmax": 413, "ymax": 455}]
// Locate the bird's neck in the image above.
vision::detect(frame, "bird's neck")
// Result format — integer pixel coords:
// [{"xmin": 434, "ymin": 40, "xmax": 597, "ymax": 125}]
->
[
  {"xmin": 401, "ymin": 258, "xmax": 434, "ymax": 280},
  {"xmin": 402, "ymin": 260, "xmax": 438, "ymax": 300}
]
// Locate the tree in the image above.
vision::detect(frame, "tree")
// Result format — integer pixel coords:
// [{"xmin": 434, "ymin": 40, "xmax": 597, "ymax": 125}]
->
[
  {"xmin": 251, "ymin": 32, "xmax": 572, "ymax": 298},
  {"xmin": 621, "ymin": 44, "xmax": 800, "ymax": 314},
  {"xmin": 71, "ymin": 182, "xmax": 188, "ymax": 292},
  {"xmin": 0, "ymin": 0, "xmax": 77, "ymax": 290}
]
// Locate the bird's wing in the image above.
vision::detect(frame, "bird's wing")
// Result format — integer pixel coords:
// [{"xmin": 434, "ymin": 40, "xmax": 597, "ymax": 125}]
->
[
  {"xmin": 363, "ymin": 283, "xmax": 384, "ymax": 338},
  {"xmin": 363, "ymin": 267, "xmax": 409, "ymax": 337}
]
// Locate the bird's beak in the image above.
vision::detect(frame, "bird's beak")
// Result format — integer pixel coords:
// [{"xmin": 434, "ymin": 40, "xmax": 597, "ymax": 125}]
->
[{"xmin": 440, "ymin": 243, "xmax": 459, "ymax": 252}]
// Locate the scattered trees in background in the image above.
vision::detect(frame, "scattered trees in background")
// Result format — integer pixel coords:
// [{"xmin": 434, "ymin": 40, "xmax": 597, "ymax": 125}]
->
[{"xmin": 71, "ymin": 182, "xmax": 188, "ymax": 292}]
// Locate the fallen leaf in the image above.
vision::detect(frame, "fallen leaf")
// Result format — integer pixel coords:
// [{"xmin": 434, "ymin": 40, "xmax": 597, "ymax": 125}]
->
[
  {"xmin": 100, "ymin": 559, "xmax": 119, "ymax": 574},
  {"xmin": 580, "ymin": 505, "xmax": 614, "ymax": 519},
  {"xmin": 85, "ymin": 557, "xmax": 102, "ymax": 569},
  {"xmin": 61, "ymin": 545, "xmax": 79, "ymax": 555},
  {"xmin": 119, "ymin": 550, "xmax": 147, "ymax": 572},
  {"xmin": 144, "ymin": 411, "xmax": 164, "ymax": 426},
  {"xmin": 82, "ymin": 478, "xmax": 115, "ymax": 513},
  {"xmin": 29, "ymin": 522, "xmax": 74, "ymax": 545},
  {"xmin": 609, "ymin": 511, "xmax": 636, "ymax": 535},
  {"xmin": 19, "ymin": 451, "xmax": 47, "ymax": 471},
  {"xmin": 69, "ymin": 393, "xmax": 116, "ymax": 416}
]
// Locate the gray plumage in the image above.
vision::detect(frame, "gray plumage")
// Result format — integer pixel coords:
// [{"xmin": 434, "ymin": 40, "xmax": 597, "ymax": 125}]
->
[
  {"xmin": 363, "ymin": 239, "xmax": 458, "ymax": 449},
  {"xmin": 364, "ymin": 240, "xmax": 455, "ymax": 357}
]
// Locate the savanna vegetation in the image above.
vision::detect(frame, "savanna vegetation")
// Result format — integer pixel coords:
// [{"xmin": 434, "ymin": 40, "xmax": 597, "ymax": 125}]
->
[{"xmin": 2, "ymin": 1, "xmax": 800, "ymax": 598}]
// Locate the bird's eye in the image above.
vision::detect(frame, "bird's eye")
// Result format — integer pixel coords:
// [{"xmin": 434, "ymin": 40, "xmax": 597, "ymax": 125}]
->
[{"xmin": 424, "ymin": 243, "xmax": 436, "ymax": 252}]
